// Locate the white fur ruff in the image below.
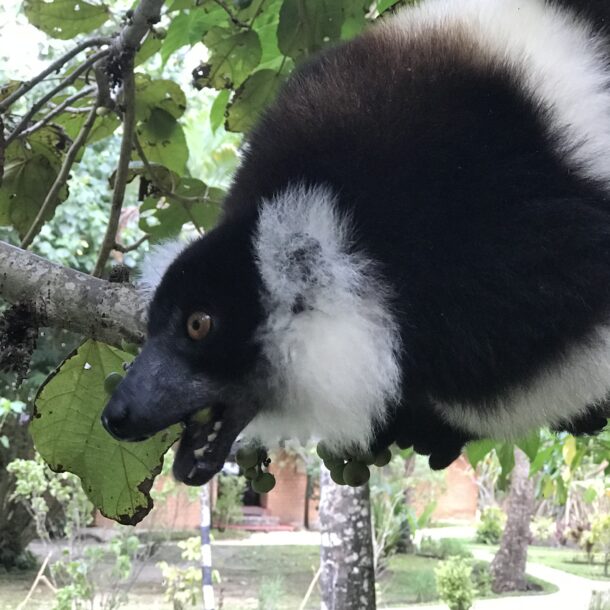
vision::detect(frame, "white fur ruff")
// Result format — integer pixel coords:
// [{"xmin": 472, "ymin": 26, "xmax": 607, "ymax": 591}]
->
[
  {"xmin": 383, "ymin": 0, "xmax": 610, "ymax": 188},
  {"xmin": 436, "ymin": 325, "xmax": 610, "ymax": 439},
  {"xmin": 137, "ymin": 239, "xmax": 186, "ymax": 295},
  {"xmin": 246, "ymin": 184, "xmax": 402, "ymax": 452}
]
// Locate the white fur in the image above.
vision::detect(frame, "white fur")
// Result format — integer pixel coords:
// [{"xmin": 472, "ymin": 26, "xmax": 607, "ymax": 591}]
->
[
  {"xmin": 245, "ymin": 184, "xmax": 402, "ymax": 452},
  {"xmin": 382, "ymin": 0, "xmax": 610, "ymax": 188},
  {"xmin": 137, "ymin": 239, "xmax": 186, "ymax": 294},
  {"xmin": 436, "ymin": 325, "xmax": 610, "ymax": 439}
]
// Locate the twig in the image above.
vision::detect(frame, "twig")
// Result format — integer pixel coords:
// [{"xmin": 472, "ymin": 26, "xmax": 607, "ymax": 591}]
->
[
  {"xmin": 113, "ymin": 234, "xmax": 149, "ymax": 253},
  {"xmin": 19, "ymin": 87, "xmax": 95, "ymax": 139},
  {"xmin": 15, "ymin": 552, "xmax": 52, "ymax": 610},
  {"xmin": 20, "ymin": 95, "xmax": 101, "ymax": 249},
  {"xmin": 5, "ymin": 48, "xmax": 109, "ymax": 146},
  {"xmin": 0, "ymin": 37, "xmax": 110, "ymax": 113},
  {"xmin": 211, "ymin": 0, "xmax": 248, "ymax": 28},
  {"xmin": 298, "ymin": 566, "xmax": 322, "ymax": 610},
  {"xmin": 93, "ymin": 63, "xmax": 137, "ymax": 277}
]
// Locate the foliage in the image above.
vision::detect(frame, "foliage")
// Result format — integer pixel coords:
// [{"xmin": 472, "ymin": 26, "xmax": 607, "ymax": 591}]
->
[
  {"xmin": 531, "ymin": 516, "xmax": 556, "ymax": 544},
  {"xmin": 590, "ymin": 514, "xmax": 610, "ymax": 576},
  {"xmin": 435, "ymin": 557, "xmax": 474, "ymax": 610},
  {"xmin": 470, "ymin": 561, "xmax": 492, "ymax": 597},
  {"xmin": 212, "ymin": 473, "xmax": 246, "ymax": 530},
  {"xmin": 257, "ymin": 575, "xmax": 285, "ymax": 610},
  {"xmin": 158, "ymin": 537, "xmax": 203, "ymax": 610},
  {"xmin": 475, "ymin": 507, "xmax": 506, "ymax": 545},
  {"xmin": 31, "ymin": 340, "xmax": 180, "ymax": 524},
  {"xmin": 418, "ymin": 538, "xmax": 473, "ymax": 561}
]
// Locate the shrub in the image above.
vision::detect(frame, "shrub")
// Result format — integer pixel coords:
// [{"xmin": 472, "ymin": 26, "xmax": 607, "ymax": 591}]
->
[
  {"xmin": 531, "ymin": 516, "xmax": 556, "ymax": 544},
  {"xmin": 471, "ymin": 561, "xmax": 492, "ymax": 597},
  {"xmin": 212, "ymin": 473, "xmax": 246, "ymax": 530},
  {"xmin": 476, "ymin": 507, "xmax": 505, "ymax": 545},
  {"xmin": 258, "ymin": 576, "xmax": 285, "ymax": 610},
  {"xmin": 418, "ymin": 537, "xmax": 473, "ymax": 560},
  {"xmin": 435, "ymin": 557, "xmax": 474, "ymax": 610},
  {"xmin": 410, "ymin": 571, "xmax": 438, "ymax": 603},
  {"xmin": 590, "ymin": 514, "xmax": 610, "ymax": 575}
]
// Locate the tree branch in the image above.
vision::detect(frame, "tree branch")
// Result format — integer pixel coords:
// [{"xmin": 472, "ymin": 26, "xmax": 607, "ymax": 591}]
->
[
  {"xmin": 93, "ymin": 64, "xmax": 136, "ymax": 277},
  {"xmin": 0, "ymin": 241, "xmax": 147, "ymax": 345},
  {"xmin": 0, "ymin": 37, "xmax": 110, "ymax": 113}
]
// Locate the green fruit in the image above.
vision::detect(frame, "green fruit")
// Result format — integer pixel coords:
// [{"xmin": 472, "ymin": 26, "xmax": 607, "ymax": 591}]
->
[
  {"xmin": 104, "ymin": 372, "xmax": 123, "ymax": 394},
  {"xmin": 190, "ymin": 408, "xmax": 213, "ymax": 425},
  {"xmin": 374, "ymin": 448, "xmax": 392, "ymax": 467},
  {"xmin": 233, "ymin": 0, "xmax": 253, "ymax": 9},
  {"xmin": 343, "ymin": 461, "xmax": 370, "ymax": 487},
  {"xmin": 316, "ymin": 441, "xmax": 332, "ymax": 461},
  {"xmin": 244, "ymin": 467, "xmax": 258, "ymax": 480},
  {"xmin": 252, "ymin": 472, "xmax": 275, "ymax": 493},
  {"xmin": 330, "ymin": 465, "xmax": 346, "ymax": 486},
  {"xmin": 153, "ymin": 26, "xmax": 167, "ymax": 39},
  {"xmin": 120, "ymin": 340, "xmax": 139, "ymax": 355},
  {"xmin": 236, "ymin": 446, "xmax": 259, "ymax": 469},
  {"xmin": 324, "ymin": 457, "xmax": 344, "ymax": 472},
  {"xmin": 96, "ymin": 106, "xmax": 110, "ymax": 117}
]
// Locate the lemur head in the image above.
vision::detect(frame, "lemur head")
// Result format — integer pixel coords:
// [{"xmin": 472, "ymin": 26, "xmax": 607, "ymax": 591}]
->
[{"xmin": 102, "ymin": 185, "xmax": 402, "ymax": 485}]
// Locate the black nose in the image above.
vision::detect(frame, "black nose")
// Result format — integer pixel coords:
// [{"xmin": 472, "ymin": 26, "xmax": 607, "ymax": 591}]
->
[{"xmin": 101, "ymin": 395, "xmax": 151, "ymax": 442}]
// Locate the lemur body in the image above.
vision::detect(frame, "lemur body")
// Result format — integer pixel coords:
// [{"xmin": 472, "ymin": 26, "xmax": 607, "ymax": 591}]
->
[{"xmin": 103, "ymin": 0, "xmax": 610, "ymax": 484}]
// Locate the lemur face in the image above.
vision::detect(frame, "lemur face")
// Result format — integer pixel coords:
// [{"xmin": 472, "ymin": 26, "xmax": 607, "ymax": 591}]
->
[{"xmin": 102, "ymin": 220, "xmax": 267, "ymax": 485}]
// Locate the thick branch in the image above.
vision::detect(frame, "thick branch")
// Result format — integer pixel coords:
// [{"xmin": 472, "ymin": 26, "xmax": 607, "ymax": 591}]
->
[{"xmin": 0, "ymin": 241, "xmax": 147, "ymax": 345}]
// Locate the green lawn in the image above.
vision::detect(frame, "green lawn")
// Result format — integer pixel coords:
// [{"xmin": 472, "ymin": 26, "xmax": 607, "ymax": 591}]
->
[
  {"xmin": 0, "ymin": 542, "xmax": 558, "ymax": 610},
  {"xmin": 528, "ymin": 546, "xmax": 610, "ymax": 581}
]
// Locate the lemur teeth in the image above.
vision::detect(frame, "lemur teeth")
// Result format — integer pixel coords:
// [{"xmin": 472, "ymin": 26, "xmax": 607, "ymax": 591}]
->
[
  {"xmin": 213, "ymin": 421, "xmax": 223, "ymax": 431},
  {"xmin": 207, "ymin": 432, "xmax": 218, "ymax": 442},
  {"xmin": 194, "ymin": 445, "xmax": 209, "ymax": 458}
]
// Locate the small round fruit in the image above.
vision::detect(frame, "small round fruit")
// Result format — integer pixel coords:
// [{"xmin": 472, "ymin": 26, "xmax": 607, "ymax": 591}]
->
[
  {"xmin": 316, "ymin": 442, "xmax": 332, "ymax": 461},
  {"xmin": 252, "ymin": 472, "xmax": 275, "ymax": 493},
  {"xmin": 374, "ymin": 448, "xmax": 392, "ymax": 467},
  {"xmin": 343, "ymin": 461, "xmax": 370, "ymax": 487},
  {"xmin": 244, "ymin": 467, "xmax": 258, "ymax": 480},
  {"xmin": 330, "ymin": 465, "xmax": 346, "ymax": 486},
  {"xmin": 96, "ymin": 106, "xmax": 110, "ymax": 116},
  {"xmin": 104, "ymin": 372, "xmax": 123, "ymax": 394},
  {"xmin": 233, "ymin": 0, "xmax": 253, "ymax": 9},
  {"xmin": 153, "ymin": 26, "xmax": 167, "ymax": 39},
  {"xmin": 120, "ymin": 340, "xmax": 139, "ymax": 355},
  {"xmin": 190, "ymin": 408, "xmax": 213, "ymax": 425},
  {"xmin": 324, "ymin": 457, "xmax": 344, "ymax": 472},
  {"xmin": 235, "ymin": 446, "xmax": 259, "ymax": 469}
]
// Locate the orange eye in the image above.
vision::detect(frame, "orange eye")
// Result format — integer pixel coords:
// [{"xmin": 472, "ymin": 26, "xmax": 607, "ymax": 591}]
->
[{"xmin": 187, "ymin": 312, "xmax": 212, "ymax": 341}]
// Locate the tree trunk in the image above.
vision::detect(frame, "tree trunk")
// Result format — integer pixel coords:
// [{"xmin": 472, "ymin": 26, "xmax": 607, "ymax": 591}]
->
[
  {"xmin": 491, "ymin": 448, "xmax": 535, "ymax": 593},
  {"xmin": 319, "ymin": 469, "xmax": 376, "ymax": 610},
  {"xmin": 590, "ymin": 590, "xmax": 610, "ymax": 610}
]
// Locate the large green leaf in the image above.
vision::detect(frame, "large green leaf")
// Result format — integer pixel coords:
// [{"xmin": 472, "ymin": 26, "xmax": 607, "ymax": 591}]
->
[
  {"xmin": 225, "ymin": 69, "xmax": 285, "ymax": 132},
  {"xmin": 516, "ymin": 431, "xmax": 540, "ymax": 463},
  {"xmin": 136, "ymin": 109, "xmax": 189, "ymax": 175},
  {"xmin": 200, "ymin": 28, "xmax": 262, "ymax": 90},
  {"xmin": 277, "ymin": 0, "xmax": 344, "ymax": 60},
  {"xmin": 465, "ymin": 439, "xmax": 496, "ymax": 469},
  {"xmin": 24, "ymin": 0, "xmax": 109, "ymax": 40},
  {"xmin": 135, "ymin": 75, "xmax": 187, "ymax": 121},
  {"xmin": 0, "ymin": 131, "xmax": 69, "ymax": 237},
  {"xmin": 30, "ymin": 340, "xmax": 180, "ymax": 525}
]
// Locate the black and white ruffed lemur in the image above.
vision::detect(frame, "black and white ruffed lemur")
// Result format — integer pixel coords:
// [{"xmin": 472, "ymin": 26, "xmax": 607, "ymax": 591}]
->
[{"xmin": 102, "ymin": 0, "xmax": 610, "ymax": 485}]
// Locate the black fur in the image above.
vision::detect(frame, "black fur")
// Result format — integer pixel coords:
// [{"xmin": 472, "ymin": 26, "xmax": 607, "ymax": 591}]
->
[{"xmin": 104, "ymin": 0, "xmax": 610, "ymax": 477}]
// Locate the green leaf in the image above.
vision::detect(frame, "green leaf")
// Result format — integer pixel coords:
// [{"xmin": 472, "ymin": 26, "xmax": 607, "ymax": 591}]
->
[
  {"xmin": 53, "ymin": 104, "xmax": 120, "ymax": 145},
  {"xmin": 496, "ymin": 442, "xmax": 515, "ymax": 491},
  {"xmin": 30, "ymin": 340, "xmax": 180, "ymax": 525},
  {"xmin": 584, "ymin": 486, "xmax": 598, "ymax": 504},
  {"xmin": 0, "ymin": 81, "xmax": 23, "ymax": 103},
  {"xmin": 0, "ymin": 133, "xmax": 69, "ymax": 238},
  {"xmin": 135, "ymin": 36, "xmax": 163, "ymax": 66},
  {"xmin": 516, "ymin": 431, "xmax": 540, "ymax": 463},
  {"xmin": 465, "ymin": 439, "xmax": 496, "ymax": 469},
  {"xmin": 225, "ymin": 69, "xmax": 284, "ymax": 133},
  {"xmin": 377, "ymin": 0, "xmax": 402, "ymax": 13},
  {"xmin": 135, "ymin": 75, "xmax": 187, "ymax": 121},
  {"xmin": 200, "ymin": 28, "xmax": 262, "ymax": 90},
  {"xmin": 136, "ymin": 109, "xmax": 189, "ymax": 175},
  {"xmin": 341, "ymin": 0, "xmax": 369, "ymax": 39},
  {"xmin": 24, "ymin": 0, "xmax": 109, "ymax": 40},
  {"xmin": 210, "ymin": 89, "xmax": 231, "ymax": 132},
  {"xmin": 530, "ymin": 445, "xmax": 554, "ymax": 474},
  {"xmin": 168, "ymin": 0, "xmax": 195, "ymax": 10},
  {"xmin": 562, "ymin": 435, "xmax": 577, "ymax": 467},
  {"xmin": 277, "ymin": 0, "xmax": 344, "ymax": 60}
]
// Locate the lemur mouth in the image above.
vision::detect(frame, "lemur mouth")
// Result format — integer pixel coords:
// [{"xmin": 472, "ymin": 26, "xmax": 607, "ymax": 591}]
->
[{"xmin": 172, "ymin": 404, "xmax": 255, "ymax": 486}]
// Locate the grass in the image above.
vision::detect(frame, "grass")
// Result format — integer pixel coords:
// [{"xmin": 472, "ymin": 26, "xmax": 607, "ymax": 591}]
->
[
  {"xmin": 0, "ymin": 542, "xmax": 559, "ymax": 610},
  {"xmin": 527, "ymin": 546, "xmax": 610, "ymax": 581}
]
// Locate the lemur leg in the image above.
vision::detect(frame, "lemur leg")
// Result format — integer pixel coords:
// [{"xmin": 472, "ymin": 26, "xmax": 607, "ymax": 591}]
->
[{"xmin": 373, "ymin": 393, "xmax": 473, "ymax": 470}]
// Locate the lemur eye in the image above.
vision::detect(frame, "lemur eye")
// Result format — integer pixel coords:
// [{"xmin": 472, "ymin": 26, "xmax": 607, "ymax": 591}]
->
[{"xmin": 187, "ymin": 312, "xmax": 212, "ymax": 341}]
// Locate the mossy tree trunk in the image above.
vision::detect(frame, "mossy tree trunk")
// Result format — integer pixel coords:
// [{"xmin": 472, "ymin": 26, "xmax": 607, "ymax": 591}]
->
[
  {"xmin": 491, "ymin": 448, "xmax": 535, "ymax": 592},
  {"xmin": 319, "ymin": 469, "xmax": 376, "ymax": 610}
]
